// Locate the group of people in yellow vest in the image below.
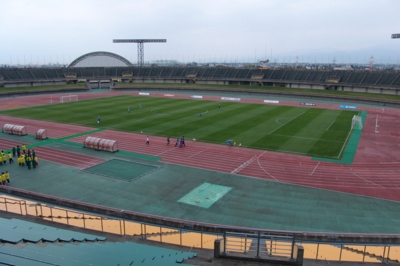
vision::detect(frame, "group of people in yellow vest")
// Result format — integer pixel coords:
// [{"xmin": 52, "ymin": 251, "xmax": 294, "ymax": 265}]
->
[
  {"xmin": 15, "ymin": 144, "xmax": 39, "ymax": 170},
  {"xmin": 0, "ymin": 171, "xmax": 10, "ymax": 185},
  {"xmin": 0, "ymin": 144, "xmax": 40, "ymax": 186}
]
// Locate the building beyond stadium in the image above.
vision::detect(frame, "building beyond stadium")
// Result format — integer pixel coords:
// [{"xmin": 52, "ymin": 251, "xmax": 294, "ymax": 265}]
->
[{"xmin": 67, "ymin": 51, "xmax": 132, "ymax": 67}]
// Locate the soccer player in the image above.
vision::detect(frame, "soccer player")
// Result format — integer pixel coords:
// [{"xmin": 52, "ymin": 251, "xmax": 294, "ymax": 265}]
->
[{"xmin": 97, "ymin": 116, "xmax": 101, "ymax": 124}]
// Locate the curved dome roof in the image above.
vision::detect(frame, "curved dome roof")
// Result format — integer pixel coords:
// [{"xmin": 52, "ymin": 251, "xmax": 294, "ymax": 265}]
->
[{"xmin": 68, "ymin": 51, "xmax": 132, "ymax": 67}]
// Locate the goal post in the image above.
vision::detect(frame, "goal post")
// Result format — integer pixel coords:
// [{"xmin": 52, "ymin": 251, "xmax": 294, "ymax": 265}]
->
[
  {"xmin": 351, "ymin": 115, "xmax": 363, "ymax": 130},
  {"xmin": 60, "ymin": 95, "xmax": 78, "ymax": 103}
]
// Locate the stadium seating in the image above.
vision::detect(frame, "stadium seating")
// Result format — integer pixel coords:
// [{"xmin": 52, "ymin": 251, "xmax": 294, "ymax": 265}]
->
[
  {"xmin": 30, "ymin": 68, "xmax": 48, "ymax": 79},
  {"xmin": 235, "ymin": 69, "xmax": 251, "ymax": 79},
  {"xmin": 391, "ymin": 74, "xmax": 400, "ymax": 86},
  {"xmin": 0, "ymin": 242, "xmax": 197, "ymax": 266},
  {"xmin": 346, "ymin": 72, "xmax": 366, "ymax": 84},
  {"xmin": 0, "ymin": 66, "xmax": 399, "ymax": 89},
  {"xmin": 138, "ymin": 67, "xmax": 152, "ymax": 77},
  {"xmin": 375, "ymin": 73, "xmax": 397, "ymax": 86},
  {"xmin": 0, "ymin": 217, "xmax": 197, "ymax": 265},
  {"xmin": 0, "ymin": 218, "xmax": 106, "ymax": 244},
  {"xmin": 268, "ymin": 69, "xmax": 286, "ymax": 80},
  {"xmin": 360, "ymin": 72, "xmax": 381, "ymax": 84},
  {"xmin": 159, "ymin": 67, "xmax": 174, "ymax": 78},
  {"xmin": 200, "ymin": 68, "xmax": 215, "ymax": 78},
  {"xmin": 281, "ymin": 69, "xmax": 297, "ymax": 81},
  {"xmin": 149, "ymin": 67, "xmax": 163, "ymax": 77},
  {"xmin": 213, "ymin": 68, "xmax": 228, "ymax": 78},
  {"xmin": 306, "ymin": 70, "xmax": 324, "ymax": 82},
  {"xmin": 42, "ymin": 68, "xmax": 60, "ymax": 79},
  {"xmin": 336, "ymin": 71, "xmax": 351, "ymax": 83},
  {"xmin": 294, "ymin": 70, "xmax": 310, "ymax": 81},
  {"xmin": 224, "ymin": 68, "xmax": 240, "ymax": 78},
  {"xmin": 170, "ymin": 68, "xmax": 185, "ymax": 77}
]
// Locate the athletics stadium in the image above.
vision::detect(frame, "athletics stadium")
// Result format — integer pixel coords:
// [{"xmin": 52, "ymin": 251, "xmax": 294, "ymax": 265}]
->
[{"xmin": 0, "ymin": 51, "xmax": 400, "ymax": 265}]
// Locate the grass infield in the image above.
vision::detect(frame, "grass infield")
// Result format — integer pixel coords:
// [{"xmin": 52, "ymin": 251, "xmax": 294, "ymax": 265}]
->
[{"xmin": 0, "ymin": 95, "xmax": 358, "ymax": 158}]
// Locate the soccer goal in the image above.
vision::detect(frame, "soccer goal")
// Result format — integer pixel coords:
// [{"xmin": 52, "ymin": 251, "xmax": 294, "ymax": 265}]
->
[
  {"xmin": 351, "ymin": 115, "xmax": 363, "ymax": 130},
  {"xmin": 60, "ymin": 94, "xmax": 78, "ymax": 103}
]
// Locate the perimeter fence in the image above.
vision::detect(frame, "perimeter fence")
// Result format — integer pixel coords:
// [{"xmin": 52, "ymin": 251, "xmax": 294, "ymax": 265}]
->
[{"xmin": 1, "ymin": 195, "xmax": 400, "ymax": 263}]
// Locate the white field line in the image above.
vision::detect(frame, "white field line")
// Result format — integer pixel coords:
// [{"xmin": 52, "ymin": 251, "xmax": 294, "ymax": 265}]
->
[
  {"xmin": 337, "ymin": 115, "xmax": 359, "ymax": 159},
  {"xmin": 230, "ymin": 151, "xmax": 279, "ymax": 181},
  {"xmin": 256, "ymin": 159, "xmax": 278, "ymax": 181},
  {"xmin": 155, "ymin": 147, "xmax": 179, "ymax": 156},
  {"xmin": 375, "ymin": 114, "xmax": 379, "ymax": 133},
  {"xmin": 269, "ymin": 112, "xmax": 305, "ymax": 134},
  {"xmin": 188, "ymin": 149, "xmax": 208, "ymax": 158},
  {"xmin": 276, "ymin": 118, "xmax": 285, "ymax": 125},
  {"xmin": 310, "ymin": 162, "xmax": 320, "ymax": 176},
  {"xmin": 231, "ymin": 156, "xmax": 257, "ymax": 174},
  {"xmin": 351, "ymin": 172, "xmax": 385, "ymax": 188},
  {"xmin": 326, "ymin": 119, "xmax": 336, "ymax": 131}
]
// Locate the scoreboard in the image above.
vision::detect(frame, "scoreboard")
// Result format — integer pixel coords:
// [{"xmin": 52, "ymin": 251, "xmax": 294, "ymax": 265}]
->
[{"xmin": 392, "ymin": 33, "xmax": 400, "ymax": 39}]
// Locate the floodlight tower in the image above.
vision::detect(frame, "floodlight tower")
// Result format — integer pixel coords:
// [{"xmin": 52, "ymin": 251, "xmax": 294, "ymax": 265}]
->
[{"xmin": 113, "ymin": 39, "xmax": 167, "ymax": 66}]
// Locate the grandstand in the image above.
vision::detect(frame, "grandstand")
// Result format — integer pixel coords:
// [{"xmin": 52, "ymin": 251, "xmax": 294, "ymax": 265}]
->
[{"xmin": 1, "ymin": 65, "xmax": 400, "ymax": 94}]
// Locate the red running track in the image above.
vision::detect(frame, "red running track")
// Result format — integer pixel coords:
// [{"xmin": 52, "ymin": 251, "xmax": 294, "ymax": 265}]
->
[{"xmin": 0, "ymin": 91, "xmax": 399, "ymax": 201}]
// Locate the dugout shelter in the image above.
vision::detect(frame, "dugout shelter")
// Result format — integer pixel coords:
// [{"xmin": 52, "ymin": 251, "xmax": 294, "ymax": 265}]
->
[
  {"xmin": 2, "ymin": 124, "xmax": 27, "ymax": 136},
  {"xmin": 83, "ymin": 136, "xmax": 118, "ymax": 153}
]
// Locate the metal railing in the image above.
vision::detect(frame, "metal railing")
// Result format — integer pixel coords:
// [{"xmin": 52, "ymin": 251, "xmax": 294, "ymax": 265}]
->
[{"xmin": 1, "ymin": 195, "xmax": 400, "ymax": 263}]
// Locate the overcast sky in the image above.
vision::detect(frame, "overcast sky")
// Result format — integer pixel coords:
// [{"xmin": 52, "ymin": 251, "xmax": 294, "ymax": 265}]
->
[{"xmin": 1, "ymin": 0, "xmax": 400, "ymax": 65}]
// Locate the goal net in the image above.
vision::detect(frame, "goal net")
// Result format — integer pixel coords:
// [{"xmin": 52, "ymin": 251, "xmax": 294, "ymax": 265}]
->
[
  {"xmin": 351, "ymin": 115, "xmax": 363, "ymax": 130},
  {"xmin": 60, "ymin": 95, "xmax": 78, "ymax": 103}
]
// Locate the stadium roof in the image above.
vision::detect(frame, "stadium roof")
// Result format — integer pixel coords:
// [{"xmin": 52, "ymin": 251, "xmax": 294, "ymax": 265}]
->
[{"xmin": 68, "ymin": 51, "xmax": 132, "ymax": 67}]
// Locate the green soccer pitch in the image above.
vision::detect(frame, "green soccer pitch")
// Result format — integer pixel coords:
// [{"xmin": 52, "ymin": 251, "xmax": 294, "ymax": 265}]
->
[{"xmin": 0, "ymin": 95, "xmax": 359, "ymax": 158}]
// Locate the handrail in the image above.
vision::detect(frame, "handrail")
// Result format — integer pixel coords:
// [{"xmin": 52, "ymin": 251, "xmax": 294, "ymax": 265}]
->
[{"xmin": 1, "ymin": 187, "xmax": 400, "ymax": 244}]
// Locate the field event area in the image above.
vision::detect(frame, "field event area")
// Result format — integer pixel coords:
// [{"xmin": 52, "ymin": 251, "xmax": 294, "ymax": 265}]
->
[{"xmin": 0, "ymin": 95, "xmax": 358, "ymax": 159}]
